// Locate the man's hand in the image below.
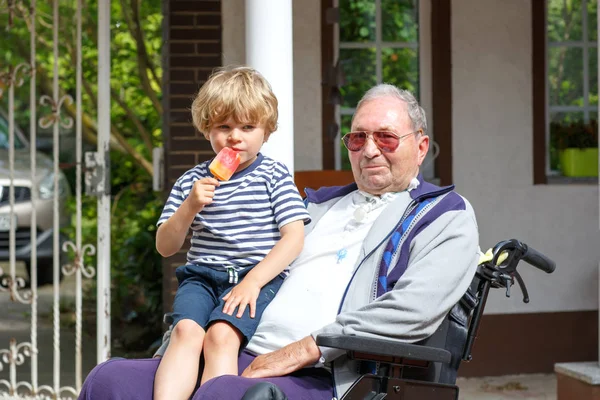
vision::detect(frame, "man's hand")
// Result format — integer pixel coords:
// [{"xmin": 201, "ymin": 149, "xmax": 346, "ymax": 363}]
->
[
  {"xmin": 242, "ymin": 336, "xmax": 321, "ymax": 379},
  {"xmin": 222, "ymin": 278, "xmax": 261, "ymax": 318},
  {"xmin": 186, "ymin": 177, "xmax": 219, "ymax": 212}
]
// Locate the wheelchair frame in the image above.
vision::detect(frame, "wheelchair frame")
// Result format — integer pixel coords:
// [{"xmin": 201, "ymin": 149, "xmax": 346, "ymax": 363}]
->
[{"xmin": 316, "ymin": 239, "xmax": 555, "ymax": 400}]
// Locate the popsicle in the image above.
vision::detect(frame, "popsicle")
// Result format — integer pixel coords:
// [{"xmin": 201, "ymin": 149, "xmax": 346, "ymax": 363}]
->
[{"xmin": 209, "ymin": 147, "xmax": 241, "ymax": 181}]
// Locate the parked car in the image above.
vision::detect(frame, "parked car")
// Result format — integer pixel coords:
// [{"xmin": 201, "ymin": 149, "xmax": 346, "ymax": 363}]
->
[{"xmin": 0, "ymin": 109, "xmax": 71, "ymax": 285}]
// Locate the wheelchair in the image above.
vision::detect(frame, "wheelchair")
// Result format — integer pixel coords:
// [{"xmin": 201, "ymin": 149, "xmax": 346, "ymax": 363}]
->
[
  {"xmin": 311, "ymin": 238, "xmax": 556, "ymax": 400},
  {"xmin": 164, "ymin": 238, "xmax": 555, "ymax": 400}
]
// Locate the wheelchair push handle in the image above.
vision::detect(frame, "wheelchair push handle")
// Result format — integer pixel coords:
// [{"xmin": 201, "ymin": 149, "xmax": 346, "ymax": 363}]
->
[
  {"xmin": 464, "ymin": 239, "xmax": 555, "ymax": 362},
  {"xmin": 481, "ymin": 239, "xmax": 556, "ymax": 303},
  {"xmin": 521, "ymin": 244, "xmax": 556, "ymax": 274},
  {"xmin": 490, "ymin": 239, "xmax": 555, "ymax": 275}
]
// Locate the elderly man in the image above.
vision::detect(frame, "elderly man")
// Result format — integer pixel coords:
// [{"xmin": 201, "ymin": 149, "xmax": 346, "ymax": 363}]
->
[{"xmin": 78, "ymin": 84, "xmax": 479, "ymax": 400}]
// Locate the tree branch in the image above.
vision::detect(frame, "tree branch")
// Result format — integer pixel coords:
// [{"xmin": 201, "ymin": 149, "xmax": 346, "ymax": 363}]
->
[
  {"xmin": 110, "ymin": 124, "xmax": 153, "ymax": 174},
  {"xmin": 111, "ymin": 87, "xmax": 154, "ymax": 154},
  {"xmin": 63, "ymin": 39, "xmax": 153, "ymax": 156},
  {"xmin": 119, "ymin": 0, "xmax": 163, "ymax": 114},
  {"xmin": 130, "ymin": 0, "xmax": 161, "ymax": 88},
  {"xmin": 13, "ymin": 2, "xmax": 154, "ymax": 176}
]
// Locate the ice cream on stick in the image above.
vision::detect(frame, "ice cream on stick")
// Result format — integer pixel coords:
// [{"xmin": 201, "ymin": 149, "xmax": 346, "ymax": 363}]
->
[{"xmin": 209, "ymin": 147, "xmax": 241, "ymax": 181}]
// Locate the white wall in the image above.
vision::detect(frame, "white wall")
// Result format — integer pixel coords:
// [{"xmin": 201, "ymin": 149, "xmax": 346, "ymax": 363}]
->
[
  {"xmin": 221, "ymin": 0, "xmax": 323, "ymax": 171},
  {"xmin": 223, "ymin": 0, "xmax": 599, "ymax": 314},
  {"xmin": 453, "ymin": 0, "xmax": 599, "ymax": 314}
]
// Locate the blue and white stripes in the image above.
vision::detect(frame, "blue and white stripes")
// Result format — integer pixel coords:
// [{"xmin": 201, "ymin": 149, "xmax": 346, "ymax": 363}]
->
[{"xmin": 158, "ymin": 153, "xmax": 310, "ymax": 270}]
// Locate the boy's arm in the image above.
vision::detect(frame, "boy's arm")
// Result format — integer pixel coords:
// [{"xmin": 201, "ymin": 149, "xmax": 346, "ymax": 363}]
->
[
  {"xmin": 222, "ymin": 220, "xmax": 305, "ymax": 317},
  {"xmin": 246, "ymin": 219, "xmax": 304, "ymax": 287},
  {"xmin": 156, "ymin": 177, "xmax": 219, "ymax": 257},
  {"xmin": 155, "ymin": 200, "xmax": 198, "ymax": 257}
]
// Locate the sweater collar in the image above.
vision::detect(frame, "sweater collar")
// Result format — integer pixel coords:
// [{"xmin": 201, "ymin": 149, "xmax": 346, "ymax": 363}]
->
[{"xmin": 305, "ymin": 173, "xmax": 454, "ymax": 204}]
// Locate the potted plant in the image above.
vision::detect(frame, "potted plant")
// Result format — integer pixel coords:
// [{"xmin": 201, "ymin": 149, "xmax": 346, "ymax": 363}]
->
[{"xmin": 550, "ymin": 120, "xmax": 598, "ymax": 177}]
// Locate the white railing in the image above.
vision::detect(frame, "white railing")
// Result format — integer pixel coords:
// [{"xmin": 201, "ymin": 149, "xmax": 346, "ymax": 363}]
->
[{"xmin": 0, "ymin": 0, "xmax": 107, "ymax": 398}]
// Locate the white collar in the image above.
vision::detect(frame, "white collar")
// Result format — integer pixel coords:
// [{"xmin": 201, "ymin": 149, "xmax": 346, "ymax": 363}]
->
[{"xmin": 357, "ymin": 176, "xmax": 420, "ymax": 202}]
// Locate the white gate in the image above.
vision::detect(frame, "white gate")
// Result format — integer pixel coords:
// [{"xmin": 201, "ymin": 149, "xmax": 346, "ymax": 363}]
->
[{"xmin": 0, "ymin": 1, "xmax": 111, "ymax": 398}]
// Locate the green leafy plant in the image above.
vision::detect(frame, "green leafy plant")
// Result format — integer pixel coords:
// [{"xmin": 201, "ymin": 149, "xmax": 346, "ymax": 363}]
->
[
  {"xmin": 551, "ymin": 120, "xmax": 599, "ymax": 150},
  {"xmin": 62, "ymin": 151, "xmax": 164, "ymax": 357},
  {"xmin": 1, "ymin": 0, "xmax": 164, "ymax": 357}
]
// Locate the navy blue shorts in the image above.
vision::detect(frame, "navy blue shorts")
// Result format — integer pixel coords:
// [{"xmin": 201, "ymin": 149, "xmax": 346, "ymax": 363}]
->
[{"xmin": 171, "ymin": 264, "xmax": 284, "ymax": 345}]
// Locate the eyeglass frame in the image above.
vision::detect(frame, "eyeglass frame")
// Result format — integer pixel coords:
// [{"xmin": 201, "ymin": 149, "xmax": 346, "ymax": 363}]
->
[{"xmin": 341, "ymin": 129, "xmax": 423, "ymax": 153}]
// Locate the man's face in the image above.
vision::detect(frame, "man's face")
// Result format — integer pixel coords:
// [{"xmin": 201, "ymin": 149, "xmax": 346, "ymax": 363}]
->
[{"xmin": 349, "ymin": 97, "xmax": 429, "ymax": 194}]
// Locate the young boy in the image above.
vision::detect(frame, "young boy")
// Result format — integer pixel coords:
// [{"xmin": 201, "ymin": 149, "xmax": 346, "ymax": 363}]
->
[{"xmin": 153, "ymin": 66, "xmax": 310, "ymax": 400}]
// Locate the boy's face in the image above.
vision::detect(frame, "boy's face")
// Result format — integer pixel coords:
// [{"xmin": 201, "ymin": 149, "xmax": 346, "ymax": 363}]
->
[{"xmin": 208, "ymin": 117, "xmax": 270, "ymax": 172}]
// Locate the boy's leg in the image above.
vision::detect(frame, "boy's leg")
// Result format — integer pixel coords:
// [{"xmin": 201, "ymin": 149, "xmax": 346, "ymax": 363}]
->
[
  {"xmin": 201, "ymin": 274, "xmax": 285, "ymax": 385},
  {"xmin": 154, "ymin": 319, "xmax": 206, "ymax": 400},
  {"xmin": 201, "ymin": 321, "xmax": 244, "ymax": 385},
  {"xmin": 154, "ymin": 266, "xmax": 218, "ymax": 400}
]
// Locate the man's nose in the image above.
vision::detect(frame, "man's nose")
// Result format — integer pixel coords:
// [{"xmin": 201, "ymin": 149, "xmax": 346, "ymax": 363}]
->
[{"xmin": 362, "ymin": 136, "xmax": 381, "ymax": 158}]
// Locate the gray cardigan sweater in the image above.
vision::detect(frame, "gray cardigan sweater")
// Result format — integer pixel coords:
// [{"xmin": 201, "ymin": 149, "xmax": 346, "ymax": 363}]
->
[{"xmin": 307, "ymin": 175, "xmax": 480, "ymax": 398}]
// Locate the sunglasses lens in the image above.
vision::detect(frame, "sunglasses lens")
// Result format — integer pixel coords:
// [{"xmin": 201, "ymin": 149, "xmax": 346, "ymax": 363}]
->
[
  {"xmin": 343, "ymin": 131, "xmax": 403, "ymax": 152},
  {"xmin": 344, "ymin": 132, "xmax": 367, "ymax": 151},
  {"xmin": 373, "ymin": 132, "xmax": 400, "ymax": 152}
]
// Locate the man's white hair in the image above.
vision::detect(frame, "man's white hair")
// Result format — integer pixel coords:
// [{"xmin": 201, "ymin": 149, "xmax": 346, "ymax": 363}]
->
[{"xmin": 354, "ymin": 84, "xmax": 428, "ymax": 133}]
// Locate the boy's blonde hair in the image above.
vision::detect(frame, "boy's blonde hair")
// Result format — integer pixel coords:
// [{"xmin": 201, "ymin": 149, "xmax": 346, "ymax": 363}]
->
[{"xmin": 191, "ymin": 66, "xmax": 278, "ymax": 138}]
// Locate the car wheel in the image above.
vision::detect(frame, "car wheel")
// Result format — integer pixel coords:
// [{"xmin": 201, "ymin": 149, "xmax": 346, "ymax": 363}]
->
[{"xmin": 26, "ymin": 257, "xmax": 64, "ymax": 286}]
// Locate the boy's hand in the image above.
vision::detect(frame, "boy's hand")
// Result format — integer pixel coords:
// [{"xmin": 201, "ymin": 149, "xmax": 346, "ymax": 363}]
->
[
  {"xmin": 222, "ymin": 278, "xmax": 261, "ymax": 318},
  {"xmin": 187, "ymin": 177, "xmax": 219, "ymax": 212}
]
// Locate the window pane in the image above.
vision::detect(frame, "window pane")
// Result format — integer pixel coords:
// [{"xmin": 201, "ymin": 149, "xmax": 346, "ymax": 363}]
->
[
  {"xmin": 381, "ymin": 0, "xmax": 418, "ymax": 43},
  {"xmin": 549, "ymin": 112, "xmax": 584, "ymax": 170},
  {"xmin": 589, "ymin": 0, "xmax": 597, "ymax": 41},
  {"xmin": 339, "ymin": 48, "xmax": 377, "ymax": 108},
  {"xmin": 340, "ymin": 0, "xmax": 376, "ymax": 43},
  {"xmin": 591, "ymin": 47, "xmax": 598, "ymax": 105},
  {"xmin": 382, "ymin": 48, "xmax": 419, "ymax": 97},
  {"xmin": 550, "ymin": 111, "xmax": 584, "ymax": 123},
  {"xmin": 548, "ymin": 46, "xmax": 584, "ymax": 106},
  {"xmin": 547, "ymin": 0, "xmax": 583, "ymax": 42},
  {"xmin": 340, "ymin": 114, "xmax": 353, "ymax": 170}
]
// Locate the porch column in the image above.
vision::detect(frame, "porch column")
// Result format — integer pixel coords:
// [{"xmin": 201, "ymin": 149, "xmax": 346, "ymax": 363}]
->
[{"xmin": 245, "ymin": 0, "xmax": 295, "ymax": 173}]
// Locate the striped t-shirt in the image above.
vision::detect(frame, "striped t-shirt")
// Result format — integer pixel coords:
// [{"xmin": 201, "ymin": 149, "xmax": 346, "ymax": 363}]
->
[{"xmin": 158, "ymin": 153, "xmax": 311, "ymax": 271}]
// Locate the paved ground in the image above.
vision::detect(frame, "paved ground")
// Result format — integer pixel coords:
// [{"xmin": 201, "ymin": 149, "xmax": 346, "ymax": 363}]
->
[
  {"xmin": 0, "ymin": 263, "xmax": 559, "ymax": 399},
  {"xmin": 457, "ymin": 373, "xmax": 556, "ymax": 399},
  {"xmin": 0, "ymin": 263, "xmax": 97, "ymax": 398}
]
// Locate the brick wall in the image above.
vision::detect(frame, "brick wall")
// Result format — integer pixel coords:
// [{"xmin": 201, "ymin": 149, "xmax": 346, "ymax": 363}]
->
[{"xmin": 162, "ymin": 0, "xmax": 223, "ymax": 311}]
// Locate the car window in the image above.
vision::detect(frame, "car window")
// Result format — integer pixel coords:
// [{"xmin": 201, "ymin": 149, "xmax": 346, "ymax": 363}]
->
[{"xmin": 0, "ymin": 114, "xmax": 26, "ymax": 149}]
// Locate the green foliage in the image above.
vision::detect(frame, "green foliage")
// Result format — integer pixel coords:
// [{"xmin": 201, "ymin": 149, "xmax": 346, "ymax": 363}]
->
[
  {"xmin": 551, "ymin": 119, "xmax": 599, "ymax": 149},
  {"xmin": 546, "ymin": 0, "xmax": 598, "ymax": 171},
  {"xmin": 339, "ymin": 0, "xmax": 419, "ymax": 110},
  {"xmin": 547, "ymin": 0, "xmax": 598, "ymax": 108},
  {"xmin": 1, "ymin": 1, "xmax": 164, "ymax": 354},
  {"xmin": 338, "ymin": 0, "xmax": 420, "ymax": 169}
]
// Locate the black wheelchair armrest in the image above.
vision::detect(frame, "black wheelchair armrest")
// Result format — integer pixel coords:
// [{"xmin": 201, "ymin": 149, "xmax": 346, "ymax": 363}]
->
[{"xmin": 316, "ymin": 333, "xmax": 451, "ymax": 364}]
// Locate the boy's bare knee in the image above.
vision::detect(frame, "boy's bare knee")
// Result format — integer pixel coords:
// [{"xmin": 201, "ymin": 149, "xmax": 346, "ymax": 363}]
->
[
  {"xmin": 171, "ymin": 319, "xmax": 205, "ymax": 346},
  {"xmin": 204, "ymin": 321, "xmax": 243, "ymax": 349}
]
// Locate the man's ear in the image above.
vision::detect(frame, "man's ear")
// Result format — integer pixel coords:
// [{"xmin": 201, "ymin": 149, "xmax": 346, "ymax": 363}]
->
[
  {"xmin": 417, "ymin": 134, "xmax": 430, "ymax": 165},
  {"xmin": 264, "ymin": 133, "xmax": 271, "ymax": 143}
]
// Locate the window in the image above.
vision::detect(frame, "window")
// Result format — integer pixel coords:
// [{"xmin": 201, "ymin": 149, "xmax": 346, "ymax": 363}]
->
[
  {"xmin": 335, "ymin": 0, "xmax": 434, "ymax": 178},
  {"xmin": 546, "ymin": 0, "xmax": 598, "ymax": 176}
]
